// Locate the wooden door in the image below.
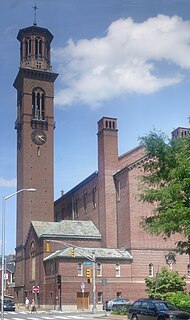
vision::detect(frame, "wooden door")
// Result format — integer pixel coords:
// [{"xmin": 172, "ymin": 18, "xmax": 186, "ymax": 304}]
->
[{"xmin": 77, "ymin": 292, "xmax": 89, "ymax": 310}]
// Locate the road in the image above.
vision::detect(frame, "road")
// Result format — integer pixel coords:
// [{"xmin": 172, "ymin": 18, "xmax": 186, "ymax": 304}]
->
[{"xmin": 2, "ymin": 310, "xmax": 112, "ymax": 320}]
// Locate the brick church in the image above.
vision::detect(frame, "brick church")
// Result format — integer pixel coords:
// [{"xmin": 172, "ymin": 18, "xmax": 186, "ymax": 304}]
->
[{"xmin": 13, "ymin": 19, "xmax": 190, "ymax": 310}]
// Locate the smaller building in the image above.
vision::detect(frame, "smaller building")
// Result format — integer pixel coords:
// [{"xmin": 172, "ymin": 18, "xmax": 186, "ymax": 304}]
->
[
  {"xmin": 0, "ymin": 254, "xmax": 15, "ymax": 297},
  {"xmin": 20, "ymin": 219, "xmax": 132, "ymax": 310}
]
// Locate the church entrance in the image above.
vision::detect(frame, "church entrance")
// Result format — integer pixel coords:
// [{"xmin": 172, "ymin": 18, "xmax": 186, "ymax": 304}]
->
[{"xmin": 77, "ymin": 292, "xmax": 89, "ymax": 310}]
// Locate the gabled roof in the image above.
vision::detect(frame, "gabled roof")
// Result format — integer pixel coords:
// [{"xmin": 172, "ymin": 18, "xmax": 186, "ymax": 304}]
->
[
  {"xmin": 44, "ymin": 247, "xmax": 132, "ymax": 262},
  {"xmin": 0, "ymin": 263, "xmax": 15, "ymax": 274},
  {"xmin": 31, "ymin": 220, "xmax": 101, "ymax": 240}
]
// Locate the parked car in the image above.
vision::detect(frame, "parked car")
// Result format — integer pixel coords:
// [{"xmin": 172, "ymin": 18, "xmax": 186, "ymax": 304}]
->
[
  {"xmin": 129, "ymin": 299, "xmax": 190, "ymax": 320},
  {"xmin": 106, "ymin": 298, "xmax": 129, "ymax": 311},
  {"xmin": 2, "ymin": 298, "xmax": 15, "ymax": 311}
]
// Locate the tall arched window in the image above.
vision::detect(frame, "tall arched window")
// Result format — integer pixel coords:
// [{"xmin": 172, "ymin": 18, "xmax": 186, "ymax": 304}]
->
[
  {"xmin": 35, "ymin": 37, "xmax": 42, "ymax": 57},
  {"xmin": 187, "ymin": 264, "xmax": 190, "ymax": 277},
  {"xmin": 116, "ymin": 263, "xmax": 120, "ymax": 277},
  {"xmin": 97, "ymin": 263, "xmax": 102, "ymax": 277},
  {"xmin": 30, "ymin": 242, "xmax": 36, "ymax": 281},
  {"xmin": 149, "ymin": 263, "xmax": 154, "ymax": 277},
  {"xmin": 25, "ymin": 37, "xmax": 31, "ymax": 59},
  {"xmin": 32, "ymin": 88, "xmax": 45, "ymax": 120}
]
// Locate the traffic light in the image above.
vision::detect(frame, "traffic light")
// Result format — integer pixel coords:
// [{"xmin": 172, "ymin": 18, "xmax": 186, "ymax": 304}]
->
[
  {"xmin": 71, "ymin": 247, "xmax": 76, "ymax": 258},
  {"xmin": 45, "ymin": 241, "xmax": 50, "ymax": 253},
  {"xmin": 56, "ymin": 274, "xmax": 61, "ymax": 288},
  {"xmin": 87, "ymin": 277, "xmax": 93, "ymax": 284},
  {"xmin": 86, "ymin": 268, "xmax": 91, "ymax": 278}
]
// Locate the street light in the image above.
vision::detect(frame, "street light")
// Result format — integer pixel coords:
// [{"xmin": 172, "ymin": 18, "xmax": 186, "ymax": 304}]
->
[{"xmin": 1, "ymin": 188, "xmax": 36, "ymax": 320}]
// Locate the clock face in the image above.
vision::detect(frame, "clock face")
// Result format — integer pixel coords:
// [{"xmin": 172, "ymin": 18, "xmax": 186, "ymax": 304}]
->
[{"xmin": 31, "ymin": 130, "xmax": 47, "ymax": 145}]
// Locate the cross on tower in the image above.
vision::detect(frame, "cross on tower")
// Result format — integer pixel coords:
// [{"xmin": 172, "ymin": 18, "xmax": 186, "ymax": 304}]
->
[{"xmin": 33, "ymin": 4, "xmax": 39, "ymax": 26}]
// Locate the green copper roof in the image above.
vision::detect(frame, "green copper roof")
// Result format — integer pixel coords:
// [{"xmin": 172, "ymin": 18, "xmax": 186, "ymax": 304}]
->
[
  {"xmin": 31, "ymin": 220, "xmax": 101, "ymax": 239},
  {"xmin": 44, "ymin": 247, "xmax": 132, "ymax": 261}
]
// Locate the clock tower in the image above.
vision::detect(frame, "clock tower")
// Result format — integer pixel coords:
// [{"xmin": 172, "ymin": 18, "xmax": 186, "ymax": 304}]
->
[{"xmin": 14, "ymin": 22, "xmax": 58, "ymax": 295}]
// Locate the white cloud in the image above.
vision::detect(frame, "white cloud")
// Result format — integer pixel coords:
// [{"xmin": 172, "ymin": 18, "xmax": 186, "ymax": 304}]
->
[
  {"xmin": 0, "ymin": 178, "xmax": 16, "ymax": 188},
  {"xmin": 53, "ymin": 15, "xmax": 190, "ymax": 109}
]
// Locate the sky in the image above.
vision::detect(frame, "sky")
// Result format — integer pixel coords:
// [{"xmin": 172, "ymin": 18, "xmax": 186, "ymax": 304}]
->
[{"xmin": 1, "ymin": 0, "xmax": 190, "ymax": 254}]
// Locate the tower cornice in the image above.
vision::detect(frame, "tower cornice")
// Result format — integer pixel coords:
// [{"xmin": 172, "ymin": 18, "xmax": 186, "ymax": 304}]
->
[{"xmin": 13, "ymin": 68, "xmax": 58, "ymax": 90}]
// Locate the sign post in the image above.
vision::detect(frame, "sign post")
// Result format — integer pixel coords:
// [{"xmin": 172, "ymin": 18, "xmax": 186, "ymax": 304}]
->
[
  {"xmin": 32, "ymin": 285, "xmax": 39, "ymax": 308},
  {"xmin": 81, "ymin": 281, "xmax": 85, "ymax": 310},
  {"xmin": 102, "ymin": 278, "xmax": 107, "ymax": 316}
]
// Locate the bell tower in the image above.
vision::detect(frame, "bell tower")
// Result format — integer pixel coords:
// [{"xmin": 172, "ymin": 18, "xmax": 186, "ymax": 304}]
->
[{"xmin": 14, "ymin": 21, "xmax": 58, "ymax": 298}]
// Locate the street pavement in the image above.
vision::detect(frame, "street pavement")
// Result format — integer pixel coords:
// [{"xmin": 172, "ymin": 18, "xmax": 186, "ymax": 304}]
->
[{"xmin": 2, "ymin": 310, "xmax": 116, "ymax": 320}]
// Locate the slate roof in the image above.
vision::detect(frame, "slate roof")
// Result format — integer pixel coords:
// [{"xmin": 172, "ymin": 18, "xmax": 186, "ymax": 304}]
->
[
  {"xmin": 44, "ymin": 247, "xmax": 132, "ymax": 262},
  {"xmin": 31, "ymin": 220, "xmax": 101, "ymax": 240}
]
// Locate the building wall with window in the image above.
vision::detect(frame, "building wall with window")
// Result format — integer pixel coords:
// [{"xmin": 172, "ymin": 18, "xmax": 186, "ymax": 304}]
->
[
  {"xmin": 54, "ymin": 172, "xmax": 99, "ymax": 226},
  {"xmin": 54, "ymin": 117, "xmax": 190, "ymax": 301},
  {"xmin": 14, "ymin": 22, "xmax": 190, "ymax": 309}
]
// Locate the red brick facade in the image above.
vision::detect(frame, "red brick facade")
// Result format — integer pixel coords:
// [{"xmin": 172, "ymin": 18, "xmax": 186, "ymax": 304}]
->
[{"xmin": 14, "ymin": 23, "xmax": 190, "ymax": 310}]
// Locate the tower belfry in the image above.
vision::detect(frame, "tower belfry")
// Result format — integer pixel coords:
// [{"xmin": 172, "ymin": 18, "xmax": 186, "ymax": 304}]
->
[{"xmin": 13, "ymin": 21, "xmax": 58, "ymax": 299}]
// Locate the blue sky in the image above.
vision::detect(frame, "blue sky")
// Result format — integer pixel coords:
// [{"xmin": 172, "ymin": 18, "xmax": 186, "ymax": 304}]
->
[{"xmin": 1, "ymin": 0, "xmax": 190, "ymax": 254}]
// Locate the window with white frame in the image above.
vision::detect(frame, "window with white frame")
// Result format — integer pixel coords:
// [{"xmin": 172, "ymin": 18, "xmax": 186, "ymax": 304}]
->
[
  {"xmin": 149, "ymin": 263, "xmax": 154, "ymax": 277},
  {"xmin": 187, "ymin": 264, "xmax": 190, "ymax": 277},
  {"xmin": 98, "ymin": 292, "xmax": 103, "ymax": 303},
  {"xmin": 116, "ymin": 263, "xmax": 120, "ymax": 277},
  {"xmin": 97, "ymin": 263, "xmax": 102, "ymax": 277},
  {"xmin": 77, "ymin": 263, "xmax": 83, "ymax": 276}
]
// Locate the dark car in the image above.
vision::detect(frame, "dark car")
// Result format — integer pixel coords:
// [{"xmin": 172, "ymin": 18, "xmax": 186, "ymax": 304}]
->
[
  {"xmin": 129, "ymin": 299, "xmax": 190, "ymax": 320},
  {"xmin": 105, "ymin": 298, "xmax": 129, "ymax": 311},
  {"xmin": 2, "ymin": 299, "xmax": 16, "ymax": 311}
]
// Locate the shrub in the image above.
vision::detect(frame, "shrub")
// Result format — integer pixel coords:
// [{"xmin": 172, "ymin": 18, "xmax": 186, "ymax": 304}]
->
[{"xmin": 165, "ymin": 292, "xmax": 190, "ymax": 312}]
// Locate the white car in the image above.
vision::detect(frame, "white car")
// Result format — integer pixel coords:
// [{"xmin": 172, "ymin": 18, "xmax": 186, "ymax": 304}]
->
[{"xmin": 106, "ymin": 298, "xmax": 129, "ymax": 311}]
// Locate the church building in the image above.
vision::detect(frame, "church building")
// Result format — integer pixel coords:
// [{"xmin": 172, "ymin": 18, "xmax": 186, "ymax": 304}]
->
[{"xmin": 13, "ymin": 19, "xmax": 190, "ymax": 310}]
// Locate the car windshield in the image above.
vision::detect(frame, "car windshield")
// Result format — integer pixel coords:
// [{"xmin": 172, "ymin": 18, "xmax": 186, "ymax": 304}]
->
[{"xmin": 154, "ymin": 302, "xmax": 178, "ymax": 311}]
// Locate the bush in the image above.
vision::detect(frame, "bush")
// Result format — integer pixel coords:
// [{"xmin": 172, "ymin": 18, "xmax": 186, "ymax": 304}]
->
[
  {"xmin": 165, "ymin": 292, "xmax": 190, "ymax": 312},
  {"xmin": 111, "ymin": 303, "xmax": 132, "ymax": 315}
]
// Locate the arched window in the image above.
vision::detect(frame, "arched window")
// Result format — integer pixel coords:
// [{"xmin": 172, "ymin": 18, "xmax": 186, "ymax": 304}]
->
[
  {"xmin": 77, "ymin": 263, "xmax": 83, "ymax": 276},
  {"xmin": 32, "ymin": 88, "xmax": 45, "ymax": 120},
  {"xmin": 116, "ymin": 263, "xmax": 120, "ymax": 277},
  {"xmin": 25, "ymin": 37, "xmax": 31, "ymax": 59},
  {"xmin": 149, "ymin": 263, "xmax": 154, "ymax": 277},
  {"xmin": 187, "ymin": 264, "xmax": 190, "ymax": 277},
  {"xmin": 92, "ymin": 186, "xmax": 96, "ymax": 209},
  {"xmin": 30, "ymin": 242, "xmax": 36, "ymax": 281},
  {"xmin": 97, "ymin": 263, "xmax": 102, "ymax": 277},
  {"xmin": 35, "ymin": 37, "xmax": 42, "ymax": 57}
]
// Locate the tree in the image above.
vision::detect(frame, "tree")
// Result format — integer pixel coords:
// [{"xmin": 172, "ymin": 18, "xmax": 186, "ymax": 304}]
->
[
  {"xmin": 145, "ymin": 267, "xmax": 186, "ymax": 299},
  {"xmin": 139, "ymin": 129, "xmax": 190, "ymax": 254}
]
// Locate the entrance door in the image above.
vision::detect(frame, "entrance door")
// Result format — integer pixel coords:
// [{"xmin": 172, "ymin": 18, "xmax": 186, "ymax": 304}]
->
[{"xmin": 77, "ymin": 292, "xmax": 89, "ymax": 310}]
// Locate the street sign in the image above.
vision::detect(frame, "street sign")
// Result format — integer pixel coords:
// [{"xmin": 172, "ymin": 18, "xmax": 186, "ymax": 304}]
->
[
  {"xmin": 101, "ymin": 278, "xmax": 107, "ymax": 286},
  {"xmin": 32, "ymin": 285, "xmax": 39, "ymax": 293},
  {"xmin": 83, "ymin": 261, "xmax": 93, "ymax": 266},
  {"xmin": 81, "ymin": 282, "xmax": 85, "ymax": 290}
]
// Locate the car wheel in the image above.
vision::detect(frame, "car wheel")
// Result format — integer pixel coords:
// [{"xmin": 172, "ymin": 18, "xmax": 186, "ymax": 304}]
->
[{"xmin": 132, "ymin": 315, "xmax": 138, "ymax": 320}]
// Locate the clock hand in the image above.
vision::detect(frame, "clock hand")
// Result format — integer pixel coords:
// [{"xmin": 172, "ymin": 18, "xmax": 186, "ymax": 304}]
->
[{"xmin": 38, "ymin": 135, "xmax": 45, "ymax": 141}]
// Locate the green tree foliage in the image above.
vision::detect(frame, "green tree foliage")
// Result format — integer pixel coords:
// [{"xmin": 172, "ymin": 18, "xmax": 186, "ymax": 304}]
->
[
  {"xmin": 145, "ymin": 267, "xmax": 186, "ymax": 299},
  {"xmin": 139, "ymin": 129, "xmax": 190, "ymax": 254},
  {"xmin": 165, "ymin": 292, "xmax": 190, "ymax": 311}
]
